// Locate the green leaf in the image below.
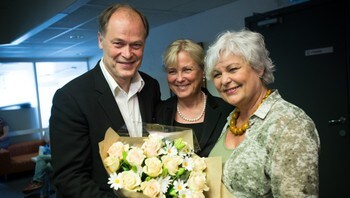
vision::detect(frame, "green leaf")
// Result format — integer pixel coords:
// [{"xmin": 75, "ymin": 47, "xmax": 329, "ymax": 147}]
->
[
  {"xmin": 162, "ymin": 168, "xmax": 169, "ymax": 178},
  {"xmin": 122, "ymin": 151, "xmax": 127, "ymax": 160},
  {"xmin": 168, "ymin": 188, "xmax": 177, "ymax": 196},
  {"xmin": 176, "ymin": 167, "xmax": 185, "ymax": 177},
  {"xmin": 174, "ymin": 138, "xmax": 186, "ymax": 150}
]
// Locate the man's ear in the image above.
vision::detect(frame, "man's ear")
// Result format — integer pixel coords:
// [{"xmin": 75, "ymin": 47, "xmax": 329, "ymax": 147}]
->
[{"xmin": 98, "ymin": 32, "xmax": 103, "ymax": 49}]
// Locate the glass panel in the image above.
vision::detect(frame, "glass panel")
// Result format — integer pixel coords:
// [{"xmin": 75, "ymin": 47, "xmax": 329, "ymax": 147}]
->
[
  {"xmin": 0, "ymin": 62, "xmax": 40, "ymax": 133},
  {"xmin": 0, "ymin": 62, "xmax": 37, "ymax": 108},
  {"xmin": 36, "ymin": 61, "xmax": 88, "ymax": 128}
]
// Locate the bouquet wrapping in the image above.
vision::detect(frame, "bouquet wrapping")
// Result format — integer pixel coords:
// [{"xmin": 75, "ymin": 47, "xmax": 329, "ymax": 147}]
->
[{"xmin": 99, "ymin": 124, "xmax": 223, "ymax": 197}]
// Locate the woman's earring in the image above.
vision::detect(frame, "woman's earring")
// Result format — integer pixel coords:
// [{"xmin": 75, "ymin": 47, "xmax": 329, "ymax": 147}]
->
[{"xmin": 202, "ymin": 76, "xmax": 206, "ymax": 88}]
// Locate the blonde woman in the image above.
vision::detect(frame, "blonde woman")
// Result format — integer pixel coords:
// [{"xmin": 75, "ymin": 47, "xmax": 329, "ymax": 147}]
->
[{"xmin": 156, "ymin": 39, "xmax": 233, "ymax": 157}]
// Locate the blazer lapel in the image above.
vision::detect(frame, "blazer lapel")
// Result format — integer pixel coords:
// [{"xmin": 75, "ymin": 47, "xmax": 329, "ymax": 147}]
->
[
  {"xmin": 138, "ymin": 90, "xmax": 147, "ymax": 122},
  {"xmin": 93, "ymin": 65, "xmax": 125, "ymax": 130},
  {"xmin": 200, "ymin": 94, "xmax": 221, "ymax": 148}
]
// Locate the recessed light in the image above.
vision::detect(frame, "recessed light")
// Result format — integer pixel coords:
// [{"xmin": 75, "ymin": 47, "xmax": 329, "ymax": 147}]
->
[{"xmin": 69, "ymin": 35, "xmax": 84, "ymax": 39}]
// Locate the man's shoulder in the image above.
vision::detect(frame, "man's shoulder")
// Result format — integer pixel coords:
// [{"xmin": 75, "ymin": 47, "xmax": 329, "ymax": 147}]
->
[
  {"xmin": 139, "ymin": 71, "xmax": 157, "ymax": 82},
  {"xmin": 139, "ymin": 71, "xmax": 160, "ymax": 91},
  {"xmin": 61, "ymin": 67, "xmax": 98, "ymax": 90}
]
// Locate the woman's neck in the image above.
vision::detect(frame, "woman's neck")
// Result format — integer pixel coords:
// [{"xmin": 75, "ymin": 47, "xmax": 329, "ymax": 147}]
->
[
  {"xmin": 237, "ymin": 88, "xmax": 268, "ymax": 121},
  {"xmin": 177, "ymin": 91, "xmax": 204, "ymax": 109}
]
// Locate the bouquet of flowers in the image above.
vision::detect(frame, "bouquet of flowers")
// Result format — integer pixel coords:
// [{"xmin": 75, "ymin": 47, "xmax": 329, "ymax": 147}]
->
[{"xmin": 99, "ymin": 125, "xmax": 222, "ymax": 198}]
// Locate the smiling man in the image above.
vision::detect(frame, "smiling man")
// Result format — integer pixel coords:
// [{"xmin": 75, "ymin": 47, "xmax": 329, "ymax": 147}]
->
[{"xmin": 49, "ymin": 4, "xmax": 161, "ymax": 197}]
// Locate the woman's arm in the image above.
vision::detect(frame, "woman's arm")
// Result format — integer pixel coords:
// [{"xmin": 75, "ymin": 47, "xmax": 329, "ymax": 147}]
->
[{"xmin": 271, "ymin": 117, "xmax": 320, "ymax": 197}]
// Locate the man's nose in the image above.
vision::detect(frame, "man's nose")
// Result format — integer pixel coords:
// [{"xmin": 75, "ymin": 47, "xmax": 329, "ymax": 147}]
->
[{"xmin": 122, "ymin": 46, "xmax": 132, "ymax": 59}]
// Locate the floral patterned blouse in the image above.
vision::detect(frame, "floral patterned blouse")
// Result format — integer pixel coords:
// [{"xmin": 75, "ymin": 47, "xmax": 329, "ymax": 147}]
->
[{"xmin": 211, "ymin": 90, "xmax": 320, "ymax": 197}]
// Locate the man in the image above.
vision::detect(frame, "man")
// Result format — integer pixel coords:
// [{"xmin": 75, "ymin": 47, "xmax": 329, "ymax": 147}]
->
[
  {"xmin": 49, "ymin": 4, "xmax": 161, "ymax": 197},
  {"xmin": 22, "ymin": 144, "xmax": 52, "ymax": 197}
]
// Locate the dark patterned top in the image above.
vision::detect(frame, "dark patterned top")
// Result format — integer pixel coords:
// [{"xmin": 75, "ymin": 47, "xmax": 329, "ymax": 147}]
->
[{"xmin": 0, "ymin": 117, "xmax": 7, "ymax": 136}]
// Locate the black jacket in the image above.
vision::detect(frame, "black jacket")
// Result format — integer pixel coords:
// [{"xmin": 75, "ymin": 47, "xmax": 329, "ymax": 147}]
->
[{"xmin": 50, "ymin": 62, "xmax": 161, "ymax": 198}]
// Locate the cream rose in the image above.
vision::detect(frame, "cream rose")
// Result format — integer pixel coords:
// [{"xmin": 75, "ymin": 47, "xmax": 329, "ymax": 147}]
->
[
  {"xmin": 161, "ymin": 155, "xmax": 182, "ymax": 176},
  {"xmin": 103, "ymin": 156, "xmax": 120, "ymax": 173},
  {"xmin": 191, "ymin": 190, "xmax": 205, "ymax": 198},
  {"xmin": 119, "ymin": 170, "xmax": 141, "ymax": 191},
  {"xmin": 192, "ymin": 156, "xmax": 207, "ymax": 172},
  {"xmin": 187, "ymin": 171, "xmax": 209, "ymax": 192},
  {"xmin": 108, "ymin": 142, "xmax": 129, "ymax": 159},
  {"xmin": 143, "ymin": 157, "xmax": 163, "ymax": 177},
  {"xmin": 141, "ymin": 179, "xmax": 161, "ymax": 198},
  {"xmin": 126, "ymin": 147, "xmax": 146, "ymax": 166},
  {"xmin": 142, "ymin": 135, "xmax": 163, "ymax": 157}
]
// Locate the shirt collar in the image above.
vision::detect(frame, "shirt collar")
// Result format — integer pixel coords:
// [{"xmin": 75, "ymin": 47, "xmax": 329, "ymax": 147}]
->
[
  {"xmin": 254, "ymin": 89, "xmax": 280, "ymax": 119},
  {"xmin": 99, "ymin": 58, "xmax": 144, "ymax": 97}
]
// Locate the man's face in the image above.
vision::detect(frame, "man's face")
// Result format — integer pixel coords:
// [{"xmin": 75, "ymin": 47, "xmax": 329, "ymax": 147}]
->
[{"xmin": 98, "ymin": 8, "xmax": 146, "ymax": 88}]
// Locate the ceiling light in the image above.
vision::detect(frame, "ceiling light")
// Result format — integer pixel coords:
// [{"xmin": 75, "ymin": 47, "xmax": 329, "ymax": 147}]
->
[{"xmin": 69, "ymin": 35, "xmax": 84, "ymax": 39}]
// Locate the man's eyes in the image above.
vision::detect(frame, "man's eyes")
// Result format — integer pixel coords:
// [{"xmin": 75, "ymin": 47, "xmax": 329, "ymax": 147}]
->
[
  {"xmin": 113, "ymin": 42, "xmax": 123, "ymax": 46},
  {"xmin": 112, "ymin": 42, "xmax": 143, "ymax": 49},
  {"xmin": 131, "ymin": 43, "xmax": 143, "ymax": 49}
]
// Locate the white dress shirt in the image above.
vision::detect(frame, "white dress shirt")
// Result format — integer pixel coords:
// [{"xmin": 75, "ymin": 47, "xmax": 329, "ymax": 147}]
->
[{"xmin": 100, "ymin": 58, "xmax": 144, "ymax": 137}]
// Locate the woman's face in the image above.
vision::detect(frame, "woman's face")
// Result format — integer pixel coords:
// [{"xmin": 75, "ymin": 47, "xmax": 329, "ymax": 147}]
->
[
  {"xmin": 212, "ymin": 53, "xmax": 262, "ymax": 108},
  {"xmin": 167, "ymin": 51, "xmax": 204, "ymax": 99}
]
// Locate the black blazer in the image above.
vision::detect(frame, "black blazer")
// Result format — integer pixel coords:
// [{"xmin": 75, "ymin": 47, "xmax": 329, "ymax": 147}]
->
[
  {"xmin": 49, "ymin": 62, "xmax": 161, "ymax": 198},
  {"xmin": 155, "ymin": 89, "xmax": 234, "ymax": 157}
]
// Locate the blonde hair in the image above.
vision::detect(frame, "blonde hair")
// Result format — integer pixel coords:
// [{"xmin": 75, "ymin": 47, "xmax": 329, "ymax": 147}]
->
[{"xmin": 163, "ymin": 39, "xmax": 204, "ymax": 71}]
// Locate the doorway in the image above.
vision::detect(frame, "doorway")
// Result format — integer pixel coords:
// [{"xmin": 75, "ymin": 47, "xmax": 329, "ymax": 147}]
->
[{"xmin": 246, "ymin": 0, "xmax": 350, "ymax": 197}]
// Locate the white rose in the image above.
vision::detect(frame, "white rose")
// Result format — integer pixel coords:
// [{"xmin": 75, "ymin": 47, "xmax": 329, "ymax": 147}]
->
[
  {"xmin": 187, "ymin": 171, "xmax": 209, "ymax": 191},
  {"xmin": 108, "ymin": 142, "xmax": 129, "ymax": 159},
  {"xmin": 192, "ymin": 156, "xmax": 207, "ymax": 172},
  {"xmin": 161, "ymin": 155, "xmax": 182, "ymax": 176},
  {"xmin": 103, "ymin": 156, "xmax": 120, "ymax": 173},
  {"xmin": 119, "ymin": 170, "xmax": 141, "ymax": 191},
  {"xmin": 142, "ymin": 135, "xmax": 163, "ymax": 157},
  {"xmin": 143, "ymin": 157, "xmax": 163, "ymax": 177},
  {"xmin": 126, "ymin": 147, "xmax": 146, "ymax": 166},
  {"xmin": 141, "ymin": 179, "xmax": 161, "ymax": 198}
]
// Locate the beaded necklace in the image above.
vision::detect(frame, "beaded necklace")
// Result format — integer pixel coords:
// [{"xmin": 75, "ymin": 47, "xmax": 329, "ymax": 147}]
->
[
  {"xmin": 229, "ymin": 89, "xmax": 272, "ymax": 136},
  {"xmin": 177, "ymin": 92, "xmax": 206, "ymax": 122}
]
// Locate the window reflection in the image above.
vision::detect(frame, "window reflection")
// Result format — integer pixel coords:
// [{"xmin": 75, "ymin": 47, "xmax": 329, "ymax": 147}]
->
[
  {"xmin": 0, "ymin": 61, "xmax": 88, "ymax": 132},
  {"xmin": 0, "ymin": 62, "xmax": 37, "ymax": 108},
  {"xmin": 36, "ymin": 62, "xmax": 88, "ymax": 128}
]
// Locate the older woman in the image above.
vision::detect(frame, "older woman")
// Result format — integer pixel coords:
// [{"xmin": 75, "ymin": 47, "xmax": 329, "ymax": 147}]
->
[
  {"xmin": 156, "ymin": 39, "xmax": 233, "ymax": 157},
  {"xmin": 206, "ymin": 29, "xmax": 320, "ymax": 197}
]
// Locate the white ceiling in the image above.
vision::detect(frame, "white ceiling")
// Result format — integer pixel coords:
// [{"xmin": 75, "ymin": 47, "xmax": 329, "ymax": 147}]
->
[{"xmin": 0, "ymin": 0, "xmax": 236, "ymax": 59}]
